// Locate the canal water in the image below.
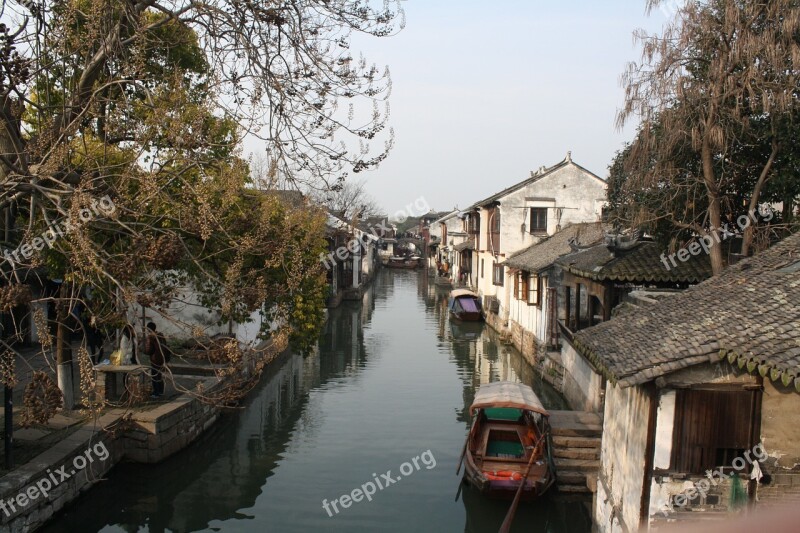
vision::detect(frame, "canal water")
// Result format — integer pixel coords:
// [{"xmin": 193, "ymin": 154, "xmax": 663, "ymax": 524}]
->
[{"xmin": 43, "ymin": 270, "xmax": 592, "ymax": 533}]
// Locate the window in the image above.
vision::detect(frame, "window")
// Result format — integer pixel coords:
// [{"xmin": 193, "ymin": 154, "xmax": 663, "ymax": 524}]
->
[
  {"xmin": 514, "ymin": 272, "xmax": 527, "ymax": 300},
  {"xmin": 469, "ymin": 214, "xmax": 480, "ymax": 235},
  {"xmin": 671, "ymin": 389, "xmax": 761, "ymax": 474},
  {"xmin": 528, "ymin": 274, "xmax": 540, "ymax": 306},
  {"xmin": 492, "ymin": 209, "xmax": 501, "ymax": 232},
  {"xmin": 492, "ymin": 262, "xmax": 504, "ymax": 286},
  {"xmin": 530, "ymin": 208, "xmax": 547, "ymax": 234},
  {"xmin": 490, "ymin": 208, "xmax": 501, "ymax": 250},
  {"xmin": 481, "ymin": 258, "xmax": 484, "ymax": 278}
]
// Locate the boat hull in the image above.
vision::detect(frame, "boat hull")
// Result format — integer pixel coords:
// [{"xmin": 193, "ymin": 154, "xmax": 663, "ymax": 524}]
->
[
  {"xmin": 463, "ymin": 467, "xmax": 549, "ymax": 500},
  {"xmin": 386, "ymin": 257, "xmax": 421, "ymax": 269},
  {"xmin": 449, "ymin": 310, "xmax": 483, "ymax": 321},
  {"xmin": 448, "ymin": 296, "xmax": 484, "ymax": 322},
  {"xmin": 461, "ymin": 391, "xmax": 555, "ymax": 501}
]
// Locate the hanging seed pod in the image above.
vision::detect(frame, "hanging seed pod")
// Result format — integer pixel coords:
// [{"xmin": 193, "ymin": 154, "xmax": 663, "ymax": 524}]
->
[
  {"xmin": 20, "ymin": 372, "xmax": 63, "ymax": 426},
  {"xmin": 0, "ymin": 285, "xmax": 32, "ymax": 311}
]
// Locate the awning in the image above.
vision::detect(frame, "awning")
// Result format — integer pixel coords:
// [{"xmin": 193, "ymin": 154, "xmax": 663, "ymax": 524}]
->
[
  {"xmin": 453, "ymin": 237, "xmax": 475, "ymax": 252},
  {"xmin": 470, "ymin": 381, "xmax": 549, "ymax": 416}
]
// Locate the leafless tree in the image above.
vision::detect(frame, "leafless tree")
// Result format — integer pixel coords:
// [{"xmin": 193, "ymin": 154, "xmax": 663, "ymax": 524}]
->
[
  {"xmin": 618, "ymin": 0, "xmax": 800, "ymax": 274},
  {"xmin": 308, "ymin": 177, "xmax": 382, "ymax": 221}
]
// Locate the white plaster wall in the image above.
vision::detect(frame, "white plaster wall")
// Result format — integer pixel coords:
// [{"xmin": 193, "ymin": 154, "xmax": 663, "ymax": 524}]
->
[
  {"xmin": 496, "ymin": 163, "xmax": 606, "ymax": 256},
  {"xmin": 130, "ymin": 287, "xmax": 279, "ymax": 346},
  {"xmin": 474, "ymin": 162, "xmax": 605, "ymax": 318},
  {"xmin": 653, "ymin": 391, "xmax": 676, "ymax": 470},
  {"xmin": 595, "ymin": 384, "xmax": 651, "ymax": 533},
  {"xmin": 506, "ymin": 274, "xmax": 550, "ymax": 344},
  {"xmin": 560, "ymin": 338, "xmax": 604, "ymax": 412}
]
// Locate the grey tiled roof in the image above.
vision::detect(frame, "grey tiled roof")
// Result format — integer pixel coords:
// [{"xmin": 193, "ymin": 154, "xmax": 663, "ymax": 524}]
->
[
  {"xmin": 454, "ymin": 237, "xmax": 475, "ymax": 252},
  {"xmin": 466, "ymin": 158, "xmax": 605, "ymax": 210},
  {"xmin": 556, "ymin": 239, "xmax": 713, "ymax": 284},
  {"xmin": 503, "ymin": 223, "xmax": 607, "ymax": 273},
  {"xmin": 572, "ymin": 232, "xmax": 800, "ymax": 390}
]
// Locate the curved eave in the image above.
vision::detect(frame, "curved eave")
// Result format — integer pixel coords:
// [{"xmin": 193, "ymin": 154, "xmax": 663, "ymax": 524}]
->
[
  {"xmin": 572, "ymin": 336, "xmax": 800, "ymax": 393},
  {"xmin": 564, "ymin": 267, "xmax": 707, "ymax": 285}
]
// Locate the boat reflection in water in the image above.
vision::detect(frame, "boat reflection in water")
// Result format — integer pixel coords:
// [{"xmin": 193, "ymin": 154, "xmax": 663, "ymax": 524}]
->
[
  {"xmin": 461, "ymin": 482, "xmax": 591, "ymax": 533},
  {"xmin": 450, "ymin": 319, "xmax": 484, "ymax": 341}
]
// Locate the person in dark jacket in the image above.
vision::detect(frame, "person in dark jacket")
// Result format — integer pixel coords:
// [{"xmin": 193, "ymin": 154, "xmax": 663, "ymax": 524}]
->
[{"xmin": 144, "ymin": 322, "xmax": 167, "ymax": 398}]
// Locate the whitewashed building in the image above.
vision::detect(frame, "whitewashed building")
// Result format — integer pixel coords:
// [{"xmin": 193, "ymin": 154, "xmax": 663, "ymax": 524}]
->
[{"xmin": 462, "ymin": 153, "xmax": 606, "ymax": 331}]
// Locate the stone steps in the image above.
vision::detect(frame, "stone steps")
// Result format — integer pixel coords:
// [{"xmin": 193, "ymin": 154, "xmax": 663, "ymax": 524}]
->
[
  {"xmin": 552, "ymin": 435, "xmax": 602, "ymax": 448},
  {"xmin": 553, "ymin": 447, "xmax": 599, "ymax": 460},
  {"xmin": 549, "ymin": 411, "xmax": 602, "ymax": 494},
  {"xmin": 549, "ymin": 410, "xmax": 603, "ymax": 438},
  {"xmin": 554, "ymin": 458, "xmax": 600, "ymax": 472},
  {"xmin": 557, "ymin": 470, "xmax": 590, "ymax": 485}
]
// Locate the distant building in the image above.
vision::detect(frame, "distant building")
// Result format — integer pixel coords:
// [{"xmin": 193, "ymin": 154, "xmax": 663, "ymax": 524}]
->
[{"xmin": 462, "ymin": 152, "xmax": 607, "ymax": 335}]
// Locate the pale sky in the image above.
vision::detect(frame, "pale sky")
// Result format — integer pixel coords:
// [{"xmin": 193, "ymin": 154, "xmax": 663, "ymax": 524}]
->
[
  {"xmin": 346, "ymin": 1, "xmax": 670, "ymax": 216},
  {"xmin": 243, "ymin": 1, "xmax": 673, "ymax": 216}
]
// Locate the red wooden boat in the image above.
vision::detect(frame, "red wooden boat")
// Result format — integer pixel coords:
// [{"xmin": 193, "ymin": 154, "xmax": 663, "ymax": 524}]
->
[{"xmin": 462, "ymin": 381, "xmax": 555, "ymax": 500}]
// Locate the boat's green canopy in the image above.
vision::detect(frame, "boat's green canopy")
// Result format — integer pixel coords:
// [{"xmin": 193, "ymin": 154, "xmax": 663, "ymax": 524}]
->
[{"xmin": 470, "ymin": 381, "xmax": 549, "ymax": 416}]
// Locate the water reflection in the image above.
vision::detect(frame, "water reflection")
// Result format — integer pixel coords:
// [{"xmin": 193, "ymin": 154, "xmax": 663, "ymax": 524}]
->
[{"xmin": 42, "ymin": 269, "xmax": 588, "ymax": 533}]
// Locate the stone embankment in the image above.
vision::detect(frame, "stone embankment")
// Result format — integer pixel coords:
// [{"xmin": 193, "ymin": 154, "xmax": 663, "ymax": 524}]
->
[{"xmin": 0, "ymin": 346, "xmax": 278, "ymax": 532}]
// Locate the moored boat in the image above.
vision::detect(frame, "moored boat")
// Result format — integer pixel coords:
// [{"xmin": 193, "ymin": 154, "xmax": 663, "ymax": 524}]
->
[
  {"xmin": 462, "ymin": 381, "xmax": 556, "ymax": 500},
  {"xmin": 448, "ymin": 289, "xmax": 483, "ymax": 321},
  {"xmin": 386, "ymin": 256, "xmax": 421, "ymax": 269}
]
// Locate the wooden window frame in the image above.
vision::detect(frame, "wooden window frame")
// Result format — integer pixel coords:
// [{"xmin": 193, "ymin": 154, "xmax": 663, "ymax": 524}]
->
[
  {"xmin": 514, "ymin": 271, "xmax": 529, "ymax": 300},
  {"xmin": 529, "ymin": 207, "xmax": 548, "ymax": 234},
  {"xmin": 492, "ymin": 262, "xmax": 504, "ymax": 286},
  {"xmin": 670, "ymin": 388, "xmax": 762, "ymax": 475},
  {"xmin": 528, "ymin": 273, "xmax": 540, "ymax": 306}
]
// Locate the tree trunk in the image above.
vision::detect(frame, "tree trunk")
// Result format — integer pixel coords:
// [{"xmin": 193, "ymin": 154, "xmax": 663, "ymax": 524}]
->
[
  {"xmin": 702, "ymin": 139, "xmax": 725, "ymax": 276},
  {"xmin": 741, "ymin": 140, "xmax": 778, "ymax": 257}
]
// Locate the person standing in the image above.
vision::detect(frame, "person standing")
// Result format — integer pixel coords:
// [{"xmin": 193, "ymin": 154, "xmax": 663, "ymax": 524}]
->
[{"xmin": 144, "ymin": 322, "xmax": 166, "ymax": 398}]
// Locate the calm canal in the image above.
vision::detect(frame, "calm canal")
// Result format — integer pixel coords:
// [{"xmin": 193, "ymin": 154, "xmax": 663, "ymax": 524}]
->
[{"xmin": 43, "ymin": 269, "xmax": 591, "ymax": 533}]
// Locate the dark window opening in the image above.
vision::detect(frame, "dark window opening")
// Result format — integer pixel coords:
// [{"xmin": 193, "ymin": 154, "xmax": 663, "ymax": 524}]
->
[
  {"xmin": 492, "ymin": 262, "xmax": 504, "ymax": 286},
  {"xmin": 530, "ymin": 208, "xmax": 548, "ymax": 234}
]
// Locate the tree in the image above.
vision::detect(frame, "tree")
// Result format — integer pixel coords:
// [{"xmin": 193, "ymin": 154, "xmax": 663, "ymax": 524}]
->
[
  {"xmin": 308, "ymin": 178, "xmax": 381, "ymax": 221},
  {"xmin": 617, "ymin": 0, "xmax": 800, "ymax": 274},
  {"xmin": 0, "ymin": 0, "xmax": 400, "ymax": 414}
]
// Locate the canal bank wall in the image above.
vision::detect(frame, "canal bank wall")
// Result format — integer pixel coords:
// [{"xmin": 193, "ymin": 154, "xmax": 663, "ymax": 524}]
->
[
  {"xmin": 0, "ymin": 343, "xmax": 285, "ymax": 532},
  {"xmin": 483, "ymin": 313, "xmax": 601, "ymax": 413},
  {"xmin": 484, "ymin": 313, "xmax": 561, "ymax": 388}
]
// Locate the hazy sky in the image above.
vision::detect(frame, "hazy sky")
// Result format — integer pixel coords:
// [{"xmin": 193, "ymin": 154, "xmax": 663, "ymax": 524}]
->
[
  {"xmin": 241, "ymin": 2, "xmax": 674, "ymax": 216},
  {"xmin": 338, "ymin": 1, "xmax": 671, "ymax": 217}
]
